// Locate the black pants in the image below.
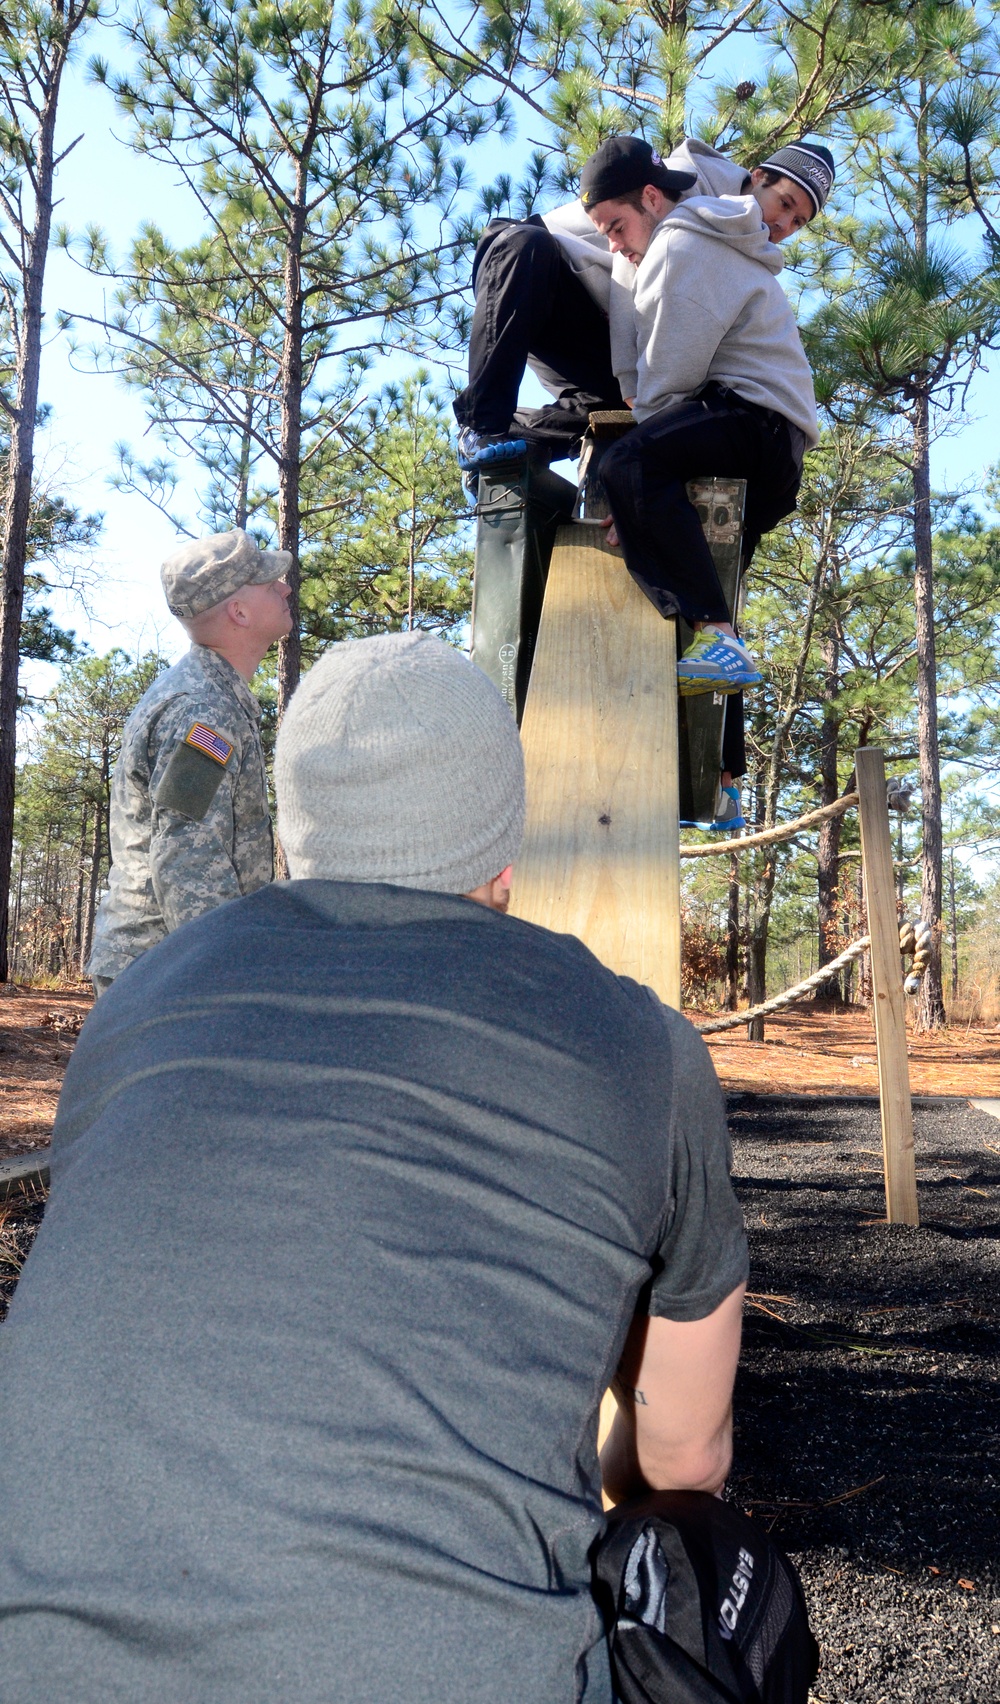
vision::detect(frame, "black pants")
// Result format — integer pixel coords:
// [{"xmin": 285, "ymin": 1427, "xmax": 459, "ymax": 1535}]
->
[
  {"xmin": 600, "ymin": 387, "xmax": 803, "ymax": 626},
  {"xmin": 452, "ymin": 221, "xmax": 623, "ymax": 456},
  {"xmin": 601, "ymin": 387, "xmax": 803, "ymax": 781}
]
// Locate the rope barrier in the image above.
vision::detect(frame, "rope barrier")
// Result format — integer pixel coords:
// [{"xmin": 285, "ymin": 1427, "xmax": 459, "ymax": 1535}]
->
[
  {"xmin": 679, "ymin": 792, "xmax": 860, "ymax": 858},
  {"xmin": 901, "ymin": 917, "xmax": 932, "ymax": 995},
  {"xmin": 693, "ymin": 914, "xmax": 933, "ymax": 1034},
  {"xmin": 694, "ymin": 936, "xmax": 871, "ymax": 1034}
]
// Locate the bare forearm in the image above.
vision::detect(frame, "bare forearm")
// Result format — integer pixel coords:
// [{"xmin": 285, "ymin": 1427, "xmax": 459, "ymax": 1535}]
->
[
  {"xmin": 601, "ymin": 1399, "xmax": 732, "ymax": 1505},
  {"xmin": 601, "ymin": 1286, "xmax": 744, "ymax": 1506}
]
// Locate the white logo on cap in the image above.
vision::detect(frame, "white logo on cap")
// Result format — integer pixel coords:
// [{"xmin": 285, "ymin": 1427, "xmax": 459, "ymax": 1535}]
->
[{"xmin": 651, "ymin": 149, "xmax": 662, "ymax": 165}]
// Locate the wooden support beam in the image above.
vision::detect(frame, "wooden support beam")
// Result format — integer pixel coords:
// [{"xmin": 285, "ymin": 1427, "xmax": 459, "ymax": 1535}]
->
[
  {"xmin": 856, "ymin": 746, "xmax": 919, "ymax": 1225},
  {"xmin": 510, "ymin": 522, "xmax": 681, "ymax": 1009}
]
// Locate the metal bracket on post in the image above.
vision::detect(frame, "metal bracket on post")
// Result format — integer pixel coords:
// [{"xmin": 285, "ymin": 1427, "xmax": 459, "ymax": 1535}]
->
[{"xmin": 856, "ymin": 745, "xmax": 920, "ymax": 1226}]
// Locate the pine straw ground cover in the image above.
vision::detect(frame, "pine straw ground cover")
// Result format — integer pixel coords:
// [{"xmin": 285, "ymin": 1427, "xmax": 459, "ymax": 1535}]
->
[
  {"xmin": 0, "ymin": 985, "xmax": 91, "ymax": 1160},
  {"xmin": 698, "ymin": 1003, "xmax": 1000, "ymax": 1099},
  {"xmin": 1, "ymin": 996, "xmax": 998, "ymax": 1700}
]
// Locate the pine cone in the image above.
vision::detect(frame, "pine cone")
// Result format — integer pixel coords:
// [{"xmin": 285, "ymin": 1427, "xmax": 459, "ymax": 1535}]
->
[{"xmin": 734, "ymin": 80, "xmax": 756, "ymax": 101}]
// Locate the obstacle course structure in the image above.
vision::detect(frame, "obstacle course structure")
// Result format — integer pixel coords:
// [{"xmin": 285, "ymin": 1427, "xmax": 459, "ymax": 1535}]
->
[{"xmin": 469, "ymin": 420, "xmax": 921, "ymax": 1227}]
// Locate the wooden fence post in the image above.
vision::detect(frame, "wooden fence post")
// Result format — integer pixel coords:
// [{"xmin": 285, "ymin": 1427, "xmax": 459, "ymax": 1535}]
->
[{"xmin": 855, "ymin": 747, "xmax": 919, "ymax": 1225}]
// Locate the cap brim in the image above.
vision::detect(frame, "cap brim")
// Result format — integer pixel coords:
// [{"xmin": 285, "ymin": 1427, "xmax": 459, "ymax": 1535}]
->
[
  {"xmin": 246, "ymin": 547, "xmax": 293, "ymax": 584},
  {"xmin": 581, "ymin": 167, "xmax": 697, "ymax": 209},
  {"xmin": 661, "ymin": 169, "xmax": 697, "ymax": 198}
]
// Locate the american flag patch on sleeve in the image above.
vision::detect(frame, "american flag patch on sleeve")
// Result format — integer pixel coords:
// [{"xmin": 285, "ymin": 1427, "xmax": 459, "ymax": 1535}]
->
[{"xmin": 184, "ymin": 723, "xmax": 234, "ymax": 766}]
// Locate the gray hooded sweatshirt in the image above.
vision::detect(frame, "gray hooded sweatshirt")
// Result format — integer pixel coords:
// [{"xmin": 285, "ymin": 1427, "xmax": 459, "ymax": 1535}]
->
[
  {"xmin": 630, "ymin": 193, "xmax": 819, "ymax": 443},
  {"xmin": 540, "ymin": 140, "xmax": 751, "ymax": 397}
]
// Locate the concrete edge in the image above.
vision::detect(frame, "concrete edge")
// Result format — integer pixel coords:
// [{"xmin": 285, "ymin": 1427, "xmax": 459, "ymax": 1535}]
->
[
  {"xmin": 0, "ymin": 1156, "xmax": 50, "ymax": 1201},
  {"xmin": 725, "ymin": 1092, "xmax": 977, "ymax": 1108}
]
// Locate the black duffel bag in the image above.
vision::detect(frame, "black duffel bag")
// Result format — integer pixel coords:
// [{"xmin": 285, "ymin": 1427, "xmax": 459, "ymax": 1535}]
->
[{"xmin": 592, "ymin": 1490, "xmax": 819, "ymax": 1704}]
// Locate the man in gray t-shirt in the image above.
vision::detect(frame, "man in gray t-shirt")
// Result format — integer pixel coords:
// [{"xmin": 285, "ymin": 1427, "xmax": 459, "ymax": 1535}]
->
[{"xmin": 0, "ymin": 634, "xmax": 748, "ymax": 1704}]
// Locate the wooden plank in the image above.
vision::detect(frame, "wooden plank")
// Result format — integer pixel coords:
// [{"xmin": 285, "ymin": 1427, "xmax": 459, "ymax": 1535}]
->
[
  {"xmin": 856, "ymin": 746, "xmax": 919, "ymax": 1225},
  {"xmin": 510, "ymin": 522, "xmax": 681, "ymax": 1009}
]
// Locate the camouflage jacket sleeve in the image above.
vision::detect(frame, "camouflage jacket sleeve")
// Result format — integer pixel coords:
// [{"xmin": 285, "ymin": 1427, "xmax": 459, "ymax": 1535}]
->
[{"xmin": 146, "ymin": 691, "xmax": 272, "ymax": 934}]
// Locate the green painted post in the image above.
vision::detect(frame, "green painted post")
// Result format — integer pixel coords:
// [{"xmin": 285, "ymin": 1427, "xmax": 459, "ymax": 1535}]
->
[
  {"xmin": 677, "ymin": 479, "xmax": 746, "ymax": 827},
  {"xmin": 469, "ymin": 459, "xmax": 577, "ymax": 722}
]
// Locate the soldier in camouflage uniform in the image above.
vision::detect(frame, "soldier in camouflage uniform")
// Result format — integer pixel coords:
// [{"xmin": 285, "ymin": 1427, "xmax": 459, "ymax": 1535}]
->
[{"xmin": 87, "ymin": 529, "xmax": 293, "ymax": 991}]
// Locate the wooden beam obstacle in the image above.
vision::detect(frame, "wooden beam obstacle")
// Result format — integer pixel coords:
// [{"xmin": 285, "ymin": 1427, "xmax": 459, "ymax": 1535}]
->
[
  {"xmin": 479, "ymin": 416, "xmax": 745, "ymax": 1008},
  {"xmin": 509, "ymin": 518, "xmax": 682, "ymax": 1008},
  {"xmin": 469, "ymin": 441, "xmax": 919, "ymax": 1229}
]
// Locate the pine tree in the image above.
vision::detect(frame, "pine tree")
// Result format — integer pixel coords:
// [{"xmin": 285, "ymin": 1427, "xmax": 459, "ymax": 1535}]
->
[
  {"xmin": 69, "ymin": 0, "xmax": 497, "ymax": 717},
  {"xmin": 0, "ymin": 0, "xmax": 99, "ymax": 980}
]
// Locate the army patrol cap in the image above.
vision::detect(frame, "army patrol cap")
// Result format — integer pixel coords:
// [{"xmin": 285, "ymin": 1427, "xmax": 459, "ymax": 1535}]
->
[
  {"xmin": 275, "ymin": 631, "xmax": 525, "ymax": 894},
  {"xmin": 161, "ymin": 528, "xmax": 292, "ymax": 621}
]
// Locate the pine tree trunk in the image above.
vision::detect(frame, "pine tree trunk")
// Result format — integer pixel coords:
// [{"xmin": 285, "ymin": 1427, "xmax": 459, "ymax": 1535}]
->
[
  {"xmin": 948, "ymin": 846, "xmax": 958, "ymax": 1008},
  {"xmin": 82, "ymin": 800, "xmax": 103, "ymax": 974},
  {"xmin": 272, "ymin": 186, "xmax": 307, "ymax": 882},
  {"xmin": 0, "ymin": 21, "xmax": 82, "ymax": 981},
  {"xmin": 746, "ymin": 849, "xmax": 777, "ymax": 1040},
  {"xmin": 0, "ymin": 223, "xmax": 52, "ymax": 976},
  {"xmin": 276, "ymin": 191, "xmax": 305, "ymax": 724},
  {"xmin": 856, "ymin": 865, "xmax": 872, "ymax": 1008},
  {"xmin": 815, "ymin": 627, "xmax": 844, "ymax": 1001},
  {"xmin": 725, "ymin": 852, "xmax": 740, "ymax": 1010},
  {"xmin": 9, "ymin": 844, "xmax": 24, "ymax": 979},
  {"xmin": 235, "ymin": 383, "xmax": 255, "ymax": 531},
  {"xmin": 74, "ymin": 803, "xmax": 89, "ymax": 969},
  {"xmin": 743, "ymin": 537, "xmax": 828, "ymax": 1038},
  {"xmin": 912, "ymin": 390, "xmax": 945, "ymax": 1028}
]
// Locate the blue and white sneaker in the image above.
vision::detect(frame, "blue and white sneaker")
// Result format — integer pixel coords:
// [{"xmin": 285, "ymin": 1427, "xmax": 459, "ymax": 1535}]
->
[
  {"xmin": 680, "ymin": 785, "xmax": 747, "ymax": 833},
  {"xmin": 457, "ymin": 426, "xmax": 528, "ymax": 473},
  {"xmin": 676, "ymin": 626, "xmax": 763, "ymax": 696},
  {"xmin": 709, "ymin": 784, "xmax": 746, "ymax": 831}
]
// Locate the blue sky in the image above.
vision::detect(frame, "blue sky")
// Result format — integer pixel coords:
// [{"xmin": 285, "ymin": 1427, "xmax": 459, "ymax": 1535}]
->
[{"xmin": 22, "ymin": 43, "xmax": 1000, "ymax": 701}]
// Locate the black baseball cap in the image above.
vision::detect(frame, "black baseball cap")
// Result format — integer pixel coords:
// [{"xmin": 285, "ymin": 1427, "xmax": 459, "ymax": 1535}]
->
[{"xmin": 580, "ymin": 137, "xmax": 697, "ymax": 210}]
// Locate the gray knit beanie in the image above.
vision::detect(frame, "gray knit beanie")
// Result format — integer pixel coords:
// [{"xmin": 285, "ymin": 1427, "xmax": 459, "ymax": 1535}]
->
[
  {"xmin": 757, "ymin": 140, "xmax": 834, "ymax": 216},
  {"xmin": 275, "ymin": 632, "xmax": 526, "ymax": 892}
]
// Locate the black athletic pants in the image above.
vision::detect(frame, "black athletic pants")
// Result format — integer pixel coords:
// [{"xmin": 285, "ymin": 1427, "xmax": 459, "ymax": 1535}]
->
[
  {"xmin": 601, "ymin": 386, "xmax": 804, "ymax": 779},
  {"xmin": 452, "ymin": 220, "xmax": 623, "ymax": 455},
  {"xmin": 600, "ymin": 385, "xmax": 803, "ymax": 626}
]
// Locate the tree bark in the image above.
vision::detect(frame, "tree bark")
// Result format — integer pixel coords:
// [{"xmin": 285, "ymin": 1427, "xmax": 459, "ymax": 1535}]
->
[
  {"xmin": 271, "ymin": 188, "xmax": 307, "ymax": 883},
  {"xmin": 815, "ymin": 624, "xmax": 845, "ymax": 1001},
  {"xmin": 725, "ymin": 851, "xmax": 740, "ymax": 1010},
  {"xmin": 744, "ymin": 541, "xmax": 829, "ymax": 1039},
  {"xmin": 948, "ymin": 845, "xmax": 958, "ymax": 1008},
  {"xmin": 275, "ymin": 193, "xmax": 304, "ymax": 723},
  {"xmin": 0, "ymin": 4, "xmax": 92, "ymax": 980},
  {"xmin": 912, "ymin": 388, "xmax": 945, "ymax": 1028},
  {"xmin": 235, "ymin": 387, "xmax": 255, "ymax": 532},
  {"xmin": 82, "ymin": 797, "xmax": 103, "ymax": 973},
  {"xmin": 9, "ymin": 842, "xmax": 24, "ymax": 979},
  {"xmin": 745, "ymin": 847, "xmax": 777, "ymax": 1041},
  {"xmin": 74, "ymin": 802, "xmax": 89, "ymax": 969}
]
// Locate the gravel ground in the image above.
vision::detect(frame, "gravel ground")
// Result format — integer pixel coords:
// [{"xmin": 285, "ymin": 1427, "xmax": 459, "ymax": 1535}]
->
[
  {"xmin": 728, "ymin": 1095, "xmax": 1000, "ymax": 1704},
  {"xmin": 2, "ymin": 1096, "xmax": 996, "ymax": 1701}
]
